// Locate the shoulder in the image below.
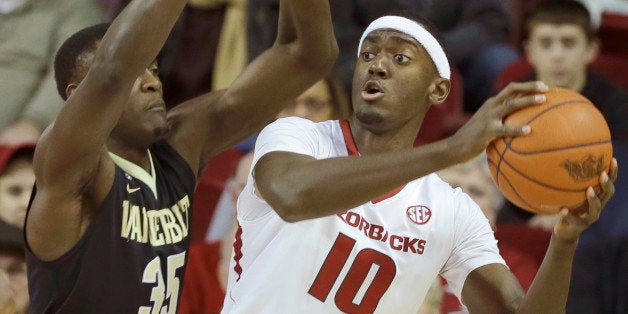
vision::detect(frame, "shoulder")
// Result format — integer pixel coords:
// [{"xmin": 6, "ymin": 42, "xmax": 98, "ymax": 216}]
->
[
  {"xmin": 253, "ymin": 118, "xmax": 341, "ymax": 164},
  {"xmin": 260, "ymin": 117, "xmax": 338, "ymax": 139},
  {"xmin": 267, "ymin": 116, "xmax": 317, "ymax": 129},
  {"xmin": 421, "ymin": 173, "xmax": 484, "ymax": 218},
  {"xmin": 421, "ymin": 173, "xmax": 460, "ymax": 200}
]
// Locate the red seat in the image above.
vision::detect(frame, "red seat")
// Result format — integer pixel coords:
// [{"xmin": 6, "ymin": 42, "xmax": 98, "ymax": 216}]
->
[
  {"xmin": 179, "ymin": 241, "xmax": 225, "ymax": 314},
  {"xmin": 598, "ymin": 12, "xmax": 628, "ymax": 58},
  {"xmin": 191, "ymin": 148, "xmax": 244, "ymax": 243}
]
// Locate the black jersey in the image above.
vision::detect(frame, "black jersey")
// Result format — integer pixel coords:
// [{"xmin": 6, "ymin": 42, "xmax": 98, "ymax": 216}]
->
[{"xmin": 26, "ymin": 141, "xmax": 196, "ymax": 313}]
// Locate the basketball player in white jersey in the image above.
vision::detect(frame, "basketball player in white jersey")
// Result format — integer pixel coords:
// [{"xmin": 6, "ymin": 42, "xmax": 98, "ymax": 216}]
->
[{"xmin": 222, "ymin": 14, "xmax": 618, "ymax": 313}]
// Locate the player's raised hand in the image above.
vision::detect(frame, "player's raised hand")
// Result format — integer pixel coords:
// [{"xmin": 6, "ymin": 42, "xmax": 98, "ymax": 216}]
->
[
  {"xmin": 450, "ymin": 81, "xmax": 549, "ymax": 161},
  {"xmin": 554, "ymin": 157, "xmax": 618, "ymax": 242}
]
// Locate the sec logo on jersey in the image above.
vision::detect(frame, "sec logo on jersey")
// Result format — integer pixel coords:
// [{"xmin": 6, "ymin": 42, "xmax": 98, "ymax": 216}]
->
[{"xmin": 406, "ymin": 205, "xmax": 431, "ymax": 225}]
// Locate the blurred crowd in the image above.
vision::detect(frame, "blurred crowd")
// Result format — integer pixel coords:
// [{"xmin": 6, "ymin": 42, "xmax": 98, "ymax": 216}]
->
[{"xmin": 1, "ymin": 0, "xmax": 626, "ymax": 313}]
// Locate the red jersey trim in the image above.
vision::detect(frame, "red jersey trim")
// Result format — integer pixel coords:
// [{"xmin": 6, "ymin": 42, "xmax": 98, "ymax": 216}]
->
[
  {"xmin": 340, "ymin": 120, "xmax": 359, "ymax": 156},
  {"xmin": 233, "ymin": 223, "xmax": 244, "ymax": 281},
  {"xmin": 339, "ymin": 120, "xmax": 405, "ymax": 204}
]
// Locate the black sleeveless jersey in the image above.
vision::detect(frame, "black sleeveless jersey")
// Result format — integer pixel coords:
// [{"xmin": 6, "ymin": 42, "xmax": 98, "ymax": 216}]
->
[{"xmin": 26, "ymin": 141, "xmax": 196, "ymax": 313}]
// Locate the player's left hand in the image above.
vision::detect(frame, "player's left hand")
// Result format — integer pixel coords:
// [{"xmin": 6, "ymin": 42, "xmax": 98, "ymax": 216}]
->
[{"xmin": 553, "ymin": 157, "xmax": 618, "ymax": 242}]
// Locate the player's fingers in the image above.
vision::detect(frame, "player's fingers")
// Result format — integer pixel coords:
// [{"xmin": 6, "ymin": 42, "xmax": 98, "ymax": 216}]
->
[
  {"xmin": 583, "ymin": 187, "xmax": 602, "ymax": 222},
  {"xmin": 497, "ymin": 124, "xmax": 531, "ymax": 137},
  {"xmin": 494, "ymin": 81, "xmax": 549, "ymax": 103},
  {"xmin": 597, "ymin": 171, "xmax": 615, "ymax": 205},
  {"xmin": 499, "ymin": 94, "xmax": 547, "ymax": 117},
  {"xmin": 560, "ymin": 207, "xmax": 587, "ymax": 229},
  {"xmin": 609, "ymin": 158, "xmax": 618, "ymax": 183}
]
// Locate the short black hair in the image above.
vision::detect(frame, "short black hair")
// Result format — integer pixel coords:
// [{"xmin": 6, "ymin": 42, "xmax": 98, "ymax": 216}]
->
[
  {"xmin": 54, "ymin": 23, "xmax": 110, "ymax": 100},
  {"xmin": 526, "ymin": 0, "xmax": 594, "ymax": 40}
]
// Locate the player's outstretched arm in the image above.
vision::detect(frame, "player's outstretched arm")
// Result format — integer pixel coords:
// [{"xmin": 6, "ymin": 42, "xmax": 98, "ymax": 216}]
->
[
  {"xmin": 27, "ymin": 0, "xmax": 188, "ymax": 262},
  {"xmin": 165, "ymin": 0, "xmax": 338, "ymax": 176},
  {"xmin": 461, "ymin": 159, "xmax": 617, "ymax": 313},
  {"xmin": 254, "ymin": 82, "xmax": 548, "ymax": 222}
]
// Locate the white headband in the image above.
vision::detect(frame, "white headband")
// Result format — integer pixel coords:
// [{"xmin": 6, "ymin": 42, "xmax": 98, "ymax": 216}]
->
[{"xmin": 357, "ymin": 16, "xmax": 450, "ymax": 80}]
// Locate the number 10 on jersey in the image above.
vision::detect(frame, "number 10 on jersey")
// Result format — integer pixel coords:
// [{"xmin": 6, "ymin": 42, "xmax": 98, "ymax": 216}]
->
[{"xmin": 308, "ymin": 233, "xmax": 396, "ymax": 313}]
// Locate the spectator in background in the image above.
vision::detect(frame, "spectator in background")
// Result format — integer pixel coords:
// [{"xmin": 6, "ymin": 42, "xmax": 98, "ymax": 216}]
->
[
  {"xmin": 0, "ymin": 143, "xmax": 36, "ymax": 229},
  {"xmin": 0, "ymin": 0, "xmax": 104, "ymax": 145},
  {"xmin": 407, "ymin": 0, "xmax": 520, "ymax": 113},
  {"xmin": 0, "ymin": 143, "xmax": 36, "ymax": 313},
  {"xmin": 495, "ymin": 2, "xmax": 627, "ymax": 312},
  {"xmin": 523, "ymin": 0, "xmax": 627, "ymax": 140},
  {"xmin": 0, "ymin": 222, "xmax": 28, "ymax": 314},
  {"xmin": 498, "ymin": 0, "xmax": 627, "ymax": 225}
]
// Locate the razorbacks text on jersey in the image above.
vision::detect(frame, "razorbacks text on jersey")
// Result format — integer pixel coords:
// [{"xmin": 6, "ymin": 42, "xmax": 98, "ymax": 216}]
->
[{"xmin": 222, "ymin": 117, "xmax": 504, "ymax": 314}]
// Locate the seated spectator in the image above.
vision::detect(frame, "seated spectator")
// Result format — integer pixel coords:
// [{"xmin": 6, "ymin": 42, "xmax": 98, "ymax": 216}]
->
[
  {"xmin": 497, "ymin": 0, "xmax": 627, "ymax": 225},
  {"xmin": 0, "ymin": 0, "xmax": 103, "ymax": 145},
  {"xmin": 0, "ymin": 222, "xmax": 28, "ymax": 313},
  {"xmin": 521, "ymin": 0, "xmax": 627, "ymax": 140},
  {"xmin": 0, "ymin": 143, "xmax": 36, "ymax": 229}
]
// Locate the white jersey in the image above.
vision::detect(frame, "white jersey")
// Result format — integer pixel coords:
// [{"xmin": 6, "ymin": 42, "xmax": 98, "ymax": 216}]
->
[{"xmin": 222, "ymin": 117, "xmax": 505, "ymax": 314}]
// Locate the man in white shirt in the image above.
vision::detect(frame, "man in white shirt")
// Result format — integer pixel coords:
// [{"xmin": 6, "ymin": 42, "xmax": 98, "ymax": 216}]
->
[{"xmin": 223, "ymin": 13, "xmax": 618, "ymax": 314}]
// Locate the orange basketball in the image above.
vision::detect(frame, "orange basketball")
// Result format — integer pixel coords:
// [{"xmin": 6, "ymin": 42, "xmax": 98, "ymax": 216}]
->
[{"xmin": 486, "ymin": 87, "xmax": 613, "ymax": 214}]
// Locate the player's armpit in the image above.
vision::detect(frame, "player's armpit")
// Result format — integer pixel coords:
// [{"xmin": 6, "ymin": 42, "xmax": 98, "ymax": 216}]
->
[{"xmin": 461, "ymin": 263, "xmax": 524, "ymax": 314}]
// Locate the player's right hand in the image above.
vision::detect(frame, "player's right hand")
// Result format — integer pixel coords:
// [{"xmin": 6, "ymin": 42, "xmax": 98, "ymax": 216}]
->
[{"xmin": 449, "ymin": 81, "xmax": 549, "ymax": 161}]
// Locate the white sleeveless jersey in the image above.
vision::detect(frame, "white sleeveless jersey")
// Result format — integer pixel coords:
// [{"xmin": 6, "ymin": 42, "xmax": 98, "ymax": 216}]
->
[{"xmin": 222, "ymin": 117, "xmax": 505, "ymax": 314}]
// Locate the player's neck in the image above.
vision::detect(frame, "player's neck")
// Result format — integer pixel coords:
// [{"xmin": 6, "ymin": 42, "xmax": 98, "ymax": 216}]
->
[
  {"xmin": 348, "ymin": 118, "xmax": 417, "ymax": 155},
  {"xmin": 107, "ymin": 140, "xmax": 152, "ymax": 173}
]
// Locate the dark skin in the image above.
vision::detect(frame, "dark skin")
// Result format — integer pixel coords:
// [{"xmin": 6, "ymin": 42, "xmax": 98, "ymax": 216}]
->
[
  {"xmin": 25, "ymin": 0, "xmax": 338, "ymax": 262},
  {"xmin": 254, "ymin": 30, "xmax": 618, "ymax": 313}
]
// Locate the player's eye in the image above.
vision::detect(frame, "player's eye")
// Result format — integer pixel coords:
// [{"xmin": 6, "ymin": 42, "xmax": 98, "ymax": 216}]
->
[
  {"xmin": 362, "ymin": 52, "xmax": 375, "ymax": 61},
  {"xmin": 394, "ymin": 54, "xmax": 410, "ymax": 63}
]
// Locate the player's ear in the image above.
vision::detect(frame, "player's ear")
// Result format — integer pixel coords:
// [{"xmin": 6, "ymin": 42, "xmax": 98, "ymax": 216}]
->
[
  {"xmin": 428, "ymin": 78, "xmax": 450, "ymax": 105},
  {"xmin": 65, "ymin": 84, "xmax": 78, "ymax": 99}
]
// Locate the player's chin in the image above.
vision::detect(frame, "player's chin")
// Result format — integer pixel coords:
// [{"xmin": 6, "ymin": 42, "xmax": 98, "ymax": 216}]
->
[
  {"xmin": 355, "ymin": 110, "xmax": 384, "ymax": 125},
  {"xmin": 152, "ymin": 123, "xmax": 171, "ymax": 138}
]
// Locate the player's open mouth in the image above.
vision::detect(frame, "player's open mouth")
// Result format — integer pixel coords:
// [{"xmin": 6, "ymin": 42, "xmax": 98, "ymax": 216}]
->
[{"xmin": 361, "ymin": 81, "xmax": 384, "ymax": 101}]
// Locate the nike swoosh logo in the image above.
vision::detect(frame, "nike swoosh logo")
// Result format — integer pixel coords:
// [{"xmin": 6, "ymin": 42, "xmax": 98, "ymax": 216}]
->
[{"xmin": 127, "ymin": 184, "xmax": 141, "ymax": 194}]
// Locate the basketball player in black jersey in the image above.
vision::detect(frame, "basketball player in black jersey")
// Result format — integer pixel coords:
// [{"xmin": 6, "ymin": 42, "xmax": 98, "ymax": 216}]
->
[{"xmin": 23, "ymin": 0, "xmax": 337, "ymax": 312}]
